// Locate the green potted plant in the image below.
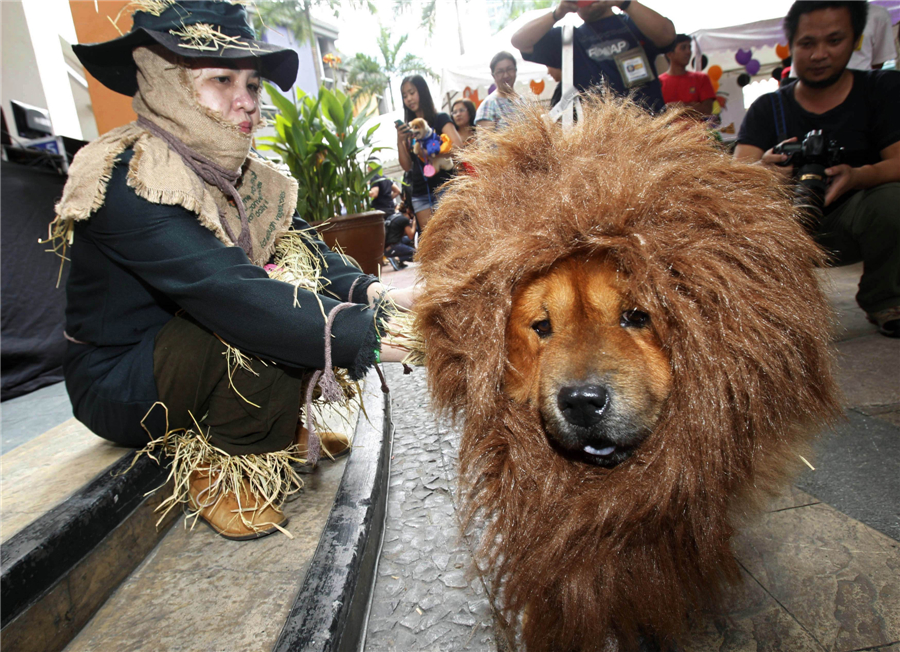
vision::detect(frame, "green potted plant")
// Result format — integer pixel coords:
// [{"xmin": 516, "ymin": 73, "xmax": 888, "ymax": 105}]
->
[{"xmin": 259, "ymin": 82, "xmax": 387, "ymax": 275}]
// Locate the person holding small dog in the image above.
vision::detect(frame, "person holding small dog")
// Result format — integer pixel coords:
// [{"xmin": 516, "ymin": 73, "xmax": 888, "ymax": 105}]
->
[
  {"xmin": 735, "ymin": 1, "xmax": 900, "ymax": 338},
  {"xmin": 475, "ymin": 51, "xmax": 521, "ymax": 131},
  {"xmin": 396, "ymin": 75, "xmax": 463, "ymax": 230},
  {"xmin": 511, "ymin": 0, "xmax": 675, "ymax": 113}
]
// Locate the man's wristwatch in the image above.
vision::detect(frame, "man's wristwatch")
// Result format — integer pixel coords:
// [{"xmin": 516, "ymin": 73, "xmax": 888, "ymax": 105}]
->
[
  {"xmin": 552, "ymin": 5, "xmax": 561, "ymax": 21},
  {"xmin": 619, "ymin": 0, "xmax": 632, "ymax": 11}
]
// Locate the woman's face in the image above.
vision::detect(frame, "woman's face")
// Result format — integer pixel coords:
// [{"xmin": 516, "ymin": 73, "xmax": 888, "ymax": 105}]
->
[
  {"xmin": 191, "ymin": 59, "xmax": 261, "ymax": 134},
  {"xmin": 451, "ymin": 102, "xmax": 470, "ymax": 127},
  {"xmin": 401, "ymin": 82, "xmax": 420, "ymax": 113}
]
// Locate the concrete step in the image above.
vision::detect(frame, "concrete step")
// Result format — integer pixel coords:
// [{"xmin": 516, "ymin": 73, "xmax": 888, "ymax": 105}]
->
[
  {"xmin": 1, "ymin": 420, "xmax": 173, "ymax": 652},
  {"xmin": 1, "ymin": 367, "xmax": 393, "ymax": 652}
]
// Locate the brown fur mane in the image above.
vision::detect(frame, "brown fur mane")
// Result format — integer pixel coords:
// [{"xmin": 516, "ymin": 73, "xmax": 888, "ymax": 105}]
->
[{"xmin": 413, "ymin": 96, "xmax": 841, "ymax": 651}]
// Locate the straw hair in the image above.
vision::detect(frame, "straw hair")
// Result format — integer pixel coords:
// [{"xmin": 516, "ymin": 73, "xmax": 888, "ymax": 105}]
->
[
  {"xmin": 138, "ymin": 408, "xmax": 304, "ymax": 537},
  {"xmin": 414, "ymin": 95, "xmax": 841, "ymax": 650}
]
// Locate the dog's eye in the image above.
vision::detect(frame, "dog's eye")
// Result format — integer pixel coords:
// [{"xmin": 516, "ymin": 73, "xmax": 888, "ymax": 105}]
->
[
  {"xmin": 620, "ymin": 309, "xmax": 650, "ymax": 328},
  {"xmin": 532, "ymin": 319, "xmax": 553, "ymax": 338}
]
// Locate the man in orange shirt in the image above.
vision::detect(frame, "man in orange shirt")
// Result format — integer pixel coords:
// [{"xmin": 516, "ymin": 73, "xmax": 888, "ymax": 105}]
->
[{"xmin": 659, "ymin": 34, "xmax": 715, "ymax": 115}]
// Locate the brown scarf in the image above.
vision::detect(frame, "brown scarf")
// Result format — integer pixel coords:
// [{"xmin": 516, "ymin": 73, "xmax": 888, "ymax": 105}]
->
[{"xmin": 53, "ymin": 46, "xmax": 297, "ymax": 267}]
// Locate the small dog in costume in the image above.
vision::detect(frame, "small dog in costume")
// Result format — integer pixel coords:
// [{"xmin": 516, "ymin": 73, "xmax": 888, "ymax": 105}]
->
[
  {"xmin": 408, "ymin": 117, "xmax": 453, "ymax": 177},
  {"xmin": 413, "ymin": 96, "xmax": 841, "ymax": 651}
]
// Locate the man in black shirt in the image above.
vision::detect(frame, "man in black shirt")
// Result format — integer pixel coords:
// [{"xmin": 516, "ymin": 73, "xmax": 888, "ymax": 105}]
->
[
  {"xmin": 384, "ymin": 210, "xmax": 416, "ymax": 270},
  {"xmin": 735, "ymin": 1, "xmax": 900, "ymax": 337},
  {"xmin": 368, "ymin": 167, "xmax": 401, "ymax": 216},
  {"xmin": 511, "ymin": 1, "xmax": 675, "ymax": 113}
]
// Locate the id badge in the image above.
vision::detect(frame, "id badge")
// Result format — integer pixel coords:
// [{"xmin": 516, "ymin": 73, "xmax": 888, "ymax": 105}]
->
[{"xmin": 614, "ymin": 47, "xmax": 654, "ymax": 88}]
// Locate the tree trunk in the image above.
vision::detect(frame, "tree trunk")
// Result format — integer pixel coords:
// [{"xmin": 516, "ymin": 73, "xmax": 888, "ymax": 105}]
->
[
  {"xmin": 454, "ymin": 0, "xmax": 465, "ymax": 55},
  {"xmin": 305, "ymin": 4, "xmax": 322, "ymax": 89}
]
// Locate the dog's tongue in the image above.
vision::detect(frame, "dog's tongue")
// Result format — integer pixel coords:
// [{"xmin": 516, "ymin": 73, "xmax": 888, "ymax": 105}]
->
[{"xmin": 584, "ymin": 445, "xmax": 616, "ymax": 457}]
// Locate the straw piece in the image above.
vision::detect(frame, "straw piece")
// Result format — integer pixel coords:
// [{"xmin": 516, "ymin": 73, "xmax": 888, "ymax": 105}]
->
[
  {"xmin": 266, "ymin": 229, "xmax": 327, "ymax": 314},
  {"xmin": 383, "ymin": 309, "xmax": 426, "ymax": 367},
  {"xmin": 375, "ymin": 291, "xmax": 425, "ymax": 367},
  {"xmin": 215, "ymin": 334, "xmax": 264, "ymax": 408},
  {"xmin": 126, "ymin": 0, "xmax": 176, "ymax": 16},
  {"xmin": 169, "ymin": 22, "xmax": 262, "ymax": 53},
  {"xmin": 39, "ymin": 219, "xmax": 75, "ymax": 288}
]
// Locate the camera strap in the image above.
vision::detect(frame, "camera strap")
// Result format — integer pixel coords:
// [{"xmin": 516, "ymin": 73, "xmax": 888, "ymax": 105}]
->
[{"xmin": 769, "ymin": 90, "xmax": 789, "ymax": 144}]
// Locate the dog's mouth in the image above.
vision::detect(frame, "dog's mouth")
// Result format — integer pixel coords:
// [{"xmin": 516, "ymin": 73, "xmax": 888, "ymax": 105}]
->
[{"xmin": 579, "ymin": 442, "xmax": 635, "ymax": 467}]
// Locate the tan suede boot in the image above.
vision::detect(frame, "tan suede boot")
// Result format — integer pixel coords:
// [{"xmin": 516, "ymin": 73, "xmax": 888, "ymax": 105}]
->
[
  {"xmin": 295, "ymin": 426, "xmax": 351, "ymax": 461},
  {"xmin": 189, "ymin": 471, "xmax": 288, "ymax": 541}
]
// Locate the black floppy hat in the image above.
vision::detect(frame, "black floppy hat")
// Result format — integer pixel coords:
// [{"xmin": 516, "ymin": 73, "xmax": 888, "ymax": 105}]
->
[{"xmin": 73, "ymin": 1, "xmax": 300, "ymax": 96}]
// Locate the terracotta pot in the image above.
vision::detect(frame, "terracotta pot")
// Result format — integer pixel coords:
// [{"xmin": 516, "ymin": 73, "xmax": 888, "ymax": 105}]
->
[{"xmin": 313, "ymin": 210, "xmax": 386, "ymax": 277}]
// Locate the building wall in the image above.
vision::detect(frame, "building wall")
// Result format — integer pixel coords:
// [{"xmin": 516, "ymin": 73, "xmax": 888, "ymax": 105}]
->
[
  {"xmin": 68, "ymin": 0, "xmax": 136, "ymax": 136},
  {"xmin": 1, "ymin": 0, "xmax": 110, "ymax": 142},
  {"xmin": 2, "ymin": 1, "xmax": 49, "ymax": 138}
]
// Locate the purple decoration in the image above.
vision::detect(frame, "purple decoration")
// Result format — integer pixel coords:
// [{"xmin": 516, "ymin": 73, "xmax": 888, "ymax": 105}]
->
[
  {"xmin": 735, "ymin": 49, "xmax": 752, "ymax": 65},
  {"xmin": 488, "ymin": 83, "xmax": 497, "ymax": 95},
  {"xmin": 745, "ymin": 58, "xmax": 761, "ymax": 76}
]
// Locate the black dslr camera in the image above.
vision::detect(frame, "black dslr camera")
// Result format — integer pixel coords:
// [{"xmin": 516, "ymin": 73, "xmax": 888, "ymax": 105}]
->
[{"xmin": 773, "ymin": 130, "xmax": 843, "ymax": 226}]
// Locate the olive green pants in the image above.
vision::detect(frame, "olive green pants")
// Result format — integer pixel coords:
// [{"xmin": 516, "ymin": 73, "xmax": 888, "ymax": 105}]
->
[
  {"xmin": 816, "ymin": 182, "xmax": 900, "ymax": 315},
  {"xmin": 153, "ymin": 315, "xmax": 305, "ymax": 455}
]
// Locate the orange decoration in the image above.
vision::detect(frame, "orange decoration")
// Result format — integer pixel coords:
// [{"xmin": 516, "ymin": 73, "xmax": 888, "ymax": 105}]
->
[
  {"xmin": 711, "ymin": 78, "xmax": 719, "ymax": 93},
  {"xmin": 707, "ymin": 65, "xmax": 723, "ymax": 81},
  {"xmin": 775, "ymin": 43, "xmax": 790, "ymax": 60},
  {"xmin": 530, "ymin": 79, "xmax": 545, "ymax": 95},
  {"xmin": 463, "ymin": 86, "xmax": 474, "ymax": 98}
]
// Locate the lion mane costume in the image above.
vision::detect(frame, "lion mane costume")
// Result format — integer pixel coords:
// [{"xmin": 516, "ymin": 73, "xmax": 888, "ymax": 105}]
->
[{"xmin": 413, "ymin": 97, "xmax": 841, "ymax": 651}]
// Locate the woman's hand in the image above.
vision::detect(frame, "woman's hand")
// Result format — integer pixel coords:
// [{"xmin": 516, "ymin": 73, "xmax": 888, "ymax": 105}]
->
[
  {"xmin": 396, "ymin": 122, "xmax": 412, "ymax": 144},
  {"xmin": 379, "ymin": 334, "xmax": 412, "ymax": 363},
  {"xmin": 387, "ymin": 284, "xmax": 420, "ymax": 310},
  {"xmin": 396, "ymin": 124, "xmax": 413, "ymax": 171},
  {"xmin": 366, "ymin": 281, "xmax": 421, "ymax": 311}
]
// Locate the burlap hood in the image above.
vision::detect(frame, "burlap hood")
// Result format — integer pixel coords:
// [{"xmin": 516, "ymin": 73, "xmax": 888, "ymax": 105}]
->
[
  {"xmin": 53, "ymin": 46, "xmax": 297, "ymax": 266},
  {"xmin": 414, "ymin": 97, "xmax": 842, "ymax": 650}
]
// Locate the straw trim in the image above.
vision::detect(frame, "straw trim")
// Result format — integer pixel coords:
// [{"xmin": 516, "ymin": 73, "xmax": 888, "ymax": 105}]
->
[
  {"xmin": 377, "ymin": 291, "xmax": 425, "ymax": 367},
  {"xmin": 134, "ymin": 406, "xmax": 305, "ymax": 537}
]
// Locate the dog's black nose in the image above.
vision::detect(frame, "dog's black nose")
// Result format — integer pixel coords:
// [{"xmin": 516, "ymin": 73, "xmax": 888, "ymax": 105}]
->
[{"xmin": 557, "ymin": 385, "xmax": 609, "ymax": 427}]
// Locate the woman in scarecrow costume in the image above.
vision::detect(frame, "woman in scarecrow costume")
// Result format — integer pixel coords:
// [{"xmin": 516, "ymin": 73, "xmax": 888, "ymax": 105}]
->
[{"xmin": 52, "ymin": 0, "xmax": 413, "ymax": 540}]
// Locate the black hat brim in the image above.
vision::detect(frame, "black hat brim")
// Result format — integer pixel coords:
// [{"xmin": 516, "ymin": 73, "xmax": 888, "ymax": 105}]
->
[{"xmin": 73, "ymin": 27, "xmax": 299, "ymax": 97}]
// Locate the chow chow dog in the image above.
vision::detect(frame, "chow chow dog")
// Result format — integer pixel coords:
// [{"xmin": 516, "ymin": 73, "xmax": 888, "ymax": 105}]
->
[
  {"xmin": 413, "ymin": 96, "xmax": 840, "ymax": 651},
  {"xmin": 408, "ymin": 117, "xmax": 454, "ymax": 175}
]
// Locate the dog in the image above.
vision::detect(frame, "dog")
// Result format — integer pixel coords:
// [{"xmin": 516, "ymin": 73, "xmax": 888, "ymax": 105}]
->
[
  {"xmin": 408, "ymin": 117, "xmax": 454, "ymax": 175},
  {"xmin": 506, "ymin": 255, "xmax": 672, "ymax": 470},
  {"xmin": 413, "ymin": 96, "xmax": 841, "ymax": 651}
]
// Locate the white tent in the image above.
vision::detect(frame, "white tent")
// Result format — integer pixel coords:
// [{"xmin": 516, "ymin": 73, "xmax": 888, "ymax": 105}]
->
[{"xmin": 688, "ymin": 17, "xmax": 790, "ymax": 140}]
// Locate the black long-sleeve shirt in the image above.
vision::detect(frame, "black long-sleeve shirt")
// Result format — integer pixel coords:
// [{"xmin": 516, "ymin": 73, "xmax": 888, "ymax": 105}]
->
[{"xmin": 63, "ymin": 150, "xmax": 379, "ymax": 444}]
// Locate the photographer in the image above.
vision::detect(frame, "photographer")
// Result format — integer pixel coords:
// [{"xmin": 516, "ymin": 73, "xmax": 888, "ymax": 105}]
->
[{"xmin": 735, "ymin": 1, "xmax": 900, "ymax": 338}]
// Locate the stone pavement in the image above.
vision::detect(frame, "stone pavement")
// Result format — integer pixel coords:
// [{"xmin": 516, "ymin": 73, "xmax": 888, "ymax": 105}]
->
[
  {"xmin": 364, "ymin": 363, "xmax": 500, "ymax": 651},
  {"xmin": 364, "ymin": 261, "xmax": 900, "ymax": 652}
]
